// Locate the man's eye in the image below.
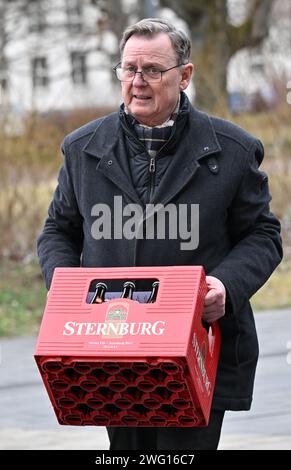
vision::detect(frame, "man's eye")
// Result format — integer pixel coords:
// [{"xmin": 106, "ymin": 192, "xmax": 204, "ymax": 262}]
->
[
  {"xmin": 145, "ymin": 67, "xmax": 160, "ymax": 74},
  {"xmin": 125, "ymin": 67, "xmax": 136, "ymax": 72}
]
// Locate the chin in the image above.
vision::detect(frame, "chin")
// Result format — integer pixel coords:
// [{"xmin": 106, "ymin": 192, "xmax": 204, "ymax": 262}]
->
[{"xmin": 130, "ymin": 108, "xmax": 151, "ymax": 119}]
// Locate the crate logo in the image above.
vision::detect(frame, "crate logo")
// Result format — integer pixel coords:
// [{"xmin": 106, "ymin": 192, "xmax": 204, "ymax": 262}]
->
[
  {"xmin": 192, "ymin": 333, "xmax": 211, "ymax": 395},
  {"xmin": 106, "ymin": 303, "xmax": 129, "ymax": 321},
  {"xmin": 107, "ymin": 307, "xmax": 127, "ymax": 321},
  {"xmin": 104, "ymin": 301, "xmax": 129, "ymax": 338}
]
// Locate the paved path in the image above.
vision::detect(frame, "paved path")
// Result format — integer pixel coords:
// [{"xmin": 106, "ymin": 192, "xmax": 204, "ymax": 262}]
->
[{"xmin": 0, "ymin": 309, "xmax": 290, "ymax": 450}]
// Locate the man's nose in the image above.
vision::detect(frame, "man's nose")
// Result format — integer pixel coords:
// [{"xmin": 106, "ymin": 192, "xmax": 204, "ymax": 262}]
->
[{"xmin": 132, "ymin": 71, "xmax": 147, "ymax": 86}]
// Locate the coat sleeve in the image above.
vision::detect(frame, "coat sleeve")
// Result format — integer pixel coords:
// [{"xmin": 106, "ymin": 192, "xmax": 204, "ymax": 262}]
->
[
  {"xmin": 209, "ymin": 139, "xmax": 283, "ymax": 315},
  {"xmin": 37, "ymin": 139, "xmax": 83, "ymax": 289}
]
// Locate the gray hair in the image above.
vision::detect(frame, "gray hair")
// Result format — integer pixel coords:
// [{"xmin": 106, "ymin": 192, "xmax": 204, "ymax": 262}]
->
[{"xmin": 120, "ymin": 18, "xmax": 191, "ymax": 64}]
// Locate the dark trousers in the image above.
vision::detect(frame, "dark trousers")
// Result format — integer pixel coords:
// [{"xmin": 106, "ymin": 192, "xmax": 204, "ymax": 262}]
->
[{"xmin": 106, "ymin": 409, "xmax": 225, "ymax": 450}]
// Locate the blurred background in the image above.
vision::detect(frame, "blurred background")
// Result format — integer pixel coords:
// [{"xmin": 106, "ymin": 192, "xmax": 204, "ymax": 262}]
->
[{"xmin": 0, "ymin": 0, "xmax": 290, "ymax": 450}]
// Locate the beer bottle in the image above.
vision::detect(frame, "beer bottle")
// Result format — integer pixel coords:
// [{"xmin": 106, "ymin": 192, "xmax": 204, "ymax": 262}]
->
[
  {"xmin": 147, "ymin": 281, "xmax": 159, "ymax": 303},
  {"xmin": 121, "ymin": 281, "xmax": 135, "ymax": 299},
  {"xmin": 91, "ymin": 282, "xmax": 107, "ymax": 304}
]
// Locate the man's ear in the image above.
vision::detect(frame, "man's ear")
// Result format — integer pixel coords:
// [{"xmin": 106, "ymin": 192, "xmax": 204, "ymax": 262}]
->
[{"xmin": 180, "ymin": 63, "xmax": 194, "ymax": 90}]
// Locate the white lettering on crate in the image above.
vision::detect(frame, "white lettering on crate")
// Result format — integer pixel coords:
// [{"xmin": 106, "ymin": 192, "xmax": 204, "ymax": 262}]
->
[
  {"xmin": 62, "ymin": 321, "xmax": 166, "ymax": 336},
  {"xmin": 192, "ymin": 333, "xmax": 211, "ymax": 395}
]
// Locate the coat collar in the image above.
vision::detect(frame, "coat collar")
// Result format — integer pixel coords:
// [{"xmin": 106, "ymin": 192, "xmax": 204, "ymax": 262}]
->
[
  {"xmin": 82, "ymin": 94, "xmax": 222, "ymax": 205},
  {"xmin": 83, "ymin": 113, "xmax": 143, "ymax": 204},
  {"xmin": 83, "ymin": 93, "xmax": 221, "ymax": 161},
  {"xmin": 82, "ymin": 112, "xmax": 120, "ymax": 159},
  {"xmin": 187, "ymin": 104, "xmax": 222, "ymax": 160},
  {"xmin": 151, "ymin": 105, "xmax": 222, "ymax": 207}
]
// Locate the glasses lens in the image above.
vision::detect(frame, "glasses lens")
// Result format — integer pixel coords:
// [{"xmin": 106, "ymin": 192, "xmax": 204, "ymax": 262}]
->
[
  {"xmin": 115, "ymin": 67, "xmax": 161, "ymax": 82},
  {"xmin": 115, "ymin": 67, "xmax": 134, "ymax": 82},
  {"xmin": 143, "ymin": 70, "xmax": 161, "ymax": 82}
]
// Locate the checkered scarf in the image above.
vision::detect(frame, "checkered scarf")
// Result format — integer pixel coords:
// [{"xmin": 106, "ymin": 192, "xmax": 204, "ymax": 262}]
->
[{"xmin": 126, "ymin": 96, "xmax": 180, "ymax": 157}]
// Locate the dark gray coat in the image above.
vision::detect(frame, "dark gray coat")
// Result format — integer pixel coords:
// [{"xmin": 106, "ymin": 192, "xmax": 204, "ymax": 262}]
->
[{"xmin": 37, "ymin": 94, "xmax": 282, "ymax": 411}]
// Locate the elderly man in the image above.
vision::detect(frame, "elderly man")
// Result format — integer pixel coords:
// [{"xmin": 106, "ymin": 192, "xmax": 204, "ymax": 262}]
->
[{"xmin": 37, "ymin": 18, "xmax": 282, "ymax": 450}]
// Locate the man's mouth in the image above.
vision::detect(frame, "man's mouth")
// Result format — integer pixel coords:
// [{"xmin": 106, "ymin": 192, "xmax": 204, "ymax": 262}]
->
[{"xmin": 133, "ymin": 95, "xmax": 151, "ymax": 100}]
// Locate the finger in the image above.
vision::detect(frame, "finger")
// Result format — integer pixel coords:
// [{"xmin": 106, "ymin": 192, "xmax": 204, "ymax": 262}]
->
[
  {"xmin": 206, "ymin": 294, "xmax": 225, "ymax": 310},
  {"xmin": 203, "ymin": 312, "xmax": 223, "ymax": 323},
  {"xmin": 206, "ymin": 317, "xmax": 217, "ymax": 324},
  {"xmin": 215, "ymin": 291, "xmax": 225, "ymax": 305},
  {"xmin": 203, "ymin": 304, "xmax": 225, "ymax": 318},
  {"xmin": 202, "ymin": 313, "xmax": 217, "ymax": 323},
  {"xmin": 204, "ymin": 290, "xmax": 218, "ymax": 306},
  {"xmin": 203, "ymin": 305, "xmax": 218, "ymax": 315}
]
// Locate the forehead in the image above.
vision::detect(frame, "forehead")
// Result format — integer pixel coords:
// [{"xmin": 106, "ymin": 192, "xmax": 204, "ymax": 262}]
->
[{"xmin": 122, "ymin": 33, "xmax": 176, "ymax": 64}]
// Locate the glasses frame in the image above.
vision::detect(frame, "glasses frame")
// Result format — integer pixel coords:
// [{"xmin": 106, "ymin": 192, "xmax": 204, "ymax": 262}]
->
[{"xmin": 113, "ymin": 63, "xmax": 187, "ymax": 83}]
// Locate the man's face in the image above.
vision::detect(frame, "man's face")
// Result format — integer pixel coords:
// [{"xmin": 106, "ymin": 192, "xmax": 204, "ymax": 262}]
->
[{"xmin": 121, "ymin": 33, "xmax": 193, "ymax": 127}]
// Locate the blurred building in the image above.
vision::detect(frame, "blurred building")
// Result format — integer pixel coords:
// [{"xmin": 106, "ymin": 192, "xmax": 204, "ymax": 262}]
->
[
  {"xmin": 0, "ymin": 0, "xmax": 121, "ymax": 114},
  {"xmin": 228, "ymin": 48, "xmax": 283, "ymax": 114},
  {"xmin": 1, "ymin": 0, "xmax": 290, "ymax": 116},
  {"xmin": 228, "ymin": 0, "xmax": 291, "ymax": 113}
]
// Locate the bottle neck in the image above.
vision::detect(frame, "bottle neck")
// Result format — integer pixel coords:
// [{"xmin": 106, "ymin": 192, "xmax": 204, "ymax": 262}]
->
[
  {"xmin": 147, "ymin": 281, "xmax": 159, "ymax": 303},
  {"xmin": 121, "ymin": 281, "xmax": 135, "ymax": 299},
  {"xmin": 91, "ymin": 282, "xmax": 107, "ymax": 304}
]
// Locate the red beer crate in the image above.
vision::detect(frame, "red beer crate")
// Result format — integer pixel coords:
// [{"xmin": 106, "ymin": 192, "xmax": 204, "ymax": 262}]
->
[{"xmin": 35, "ymin": 266, "xmax": 221, "ymax": 427}]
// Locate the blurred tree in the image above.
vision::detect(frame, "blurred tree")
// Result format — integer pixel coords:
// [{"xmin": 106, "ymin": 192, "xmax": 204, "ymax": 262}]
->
[
  {"xmin": 160, "ymin": 0, "xmax": 275, "ymax": 109},
  {"xmin": 91, "ymin": 0, "xmax": 129, "ymax": 64},
  {"xmin": 0, "ymin": 1, "xmax": 9, "ymax": 110}
]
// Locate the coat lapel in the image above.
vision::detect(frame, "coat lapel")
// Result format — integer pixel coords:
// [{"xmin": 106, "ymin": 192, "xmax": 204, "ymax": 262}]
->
[
  {"xmin": 82, "ymin": 114, "xmax": 142, "ymax": 204},
  {"xmin": 152, "ymin": 107, "xmax": 222, "ymax": 207}
]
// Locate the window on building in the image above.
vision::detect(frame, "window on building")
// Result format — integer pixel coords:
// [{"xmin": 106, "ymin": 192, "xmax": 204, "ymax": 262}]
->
[
  {"xmin": 28, "ymin": 0, "xmax": 46, "ymax": 33},
  {"xmin": 0, "ymin": 62, "xmax": 8, "ymax": 93},
  {"xmin": 32, "ymin": 57, "xmax": 49, "ymax": 88},
  {"xmin": 0, "ymin": 76, "xmax": 8, "ymax": 107},
  {"xmin": 66, "ymin": 0, "xmax": 83, "ymax": 34},
  {"xmin": 0, "ymin": 78, "xmax": 8, "ymax": 92},
  {"xmin": 71, "ymin": 52, "xmax": 87, "ymax": 85}
]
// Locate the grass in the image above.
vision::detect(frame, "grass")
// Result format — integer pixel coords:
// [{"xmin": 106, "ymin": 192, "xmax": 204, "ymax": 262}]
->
[
  {"xmin": 251, "ymin": 261, "xmax": 291, "ymax": 311},
  {"xmin": 0, "ymin": 260, "xmax": 47, "ymax": 337},
  {"xmin": 0, "ymin": 259, "xmax": 290, "ymax": 338}
]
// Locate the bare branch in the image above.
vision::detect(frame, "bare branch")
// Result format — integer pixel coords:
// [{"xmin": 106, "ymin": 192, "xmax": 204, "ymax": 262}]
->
[{"xmin": 227, "ymin": 0, "xmax": 274, "ymax": 54}]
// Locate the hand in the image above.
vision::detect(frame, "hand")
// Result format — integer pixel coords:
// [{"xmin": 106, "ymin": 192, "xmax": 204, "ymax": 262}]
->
[{"xmin": 203, "ymin": 276, "xmax": 226, "ymax": 323}]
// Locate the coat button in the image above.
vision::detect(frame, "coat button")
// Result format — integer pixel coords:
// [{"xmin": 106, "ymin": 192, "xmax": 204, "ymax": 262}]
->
[
  {"xmin": 207, "ymin": 157, "xmax": 219, "ymax": 174},
  {"xmin": 107, "ymin": 160, "xmax": 113, "ymax": 166},
  {"xmin": 203, "ymin": 146, "xmax": 210, "ymax": 151}
]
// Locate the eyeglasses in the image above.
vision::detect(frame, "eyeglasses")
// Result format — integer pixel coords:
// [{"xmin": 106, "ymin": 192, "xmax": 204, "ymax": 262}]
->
[{"xmin": 113, "ymin": 63, "xmax": 187, "ymax": 83}]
